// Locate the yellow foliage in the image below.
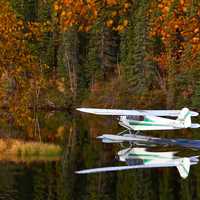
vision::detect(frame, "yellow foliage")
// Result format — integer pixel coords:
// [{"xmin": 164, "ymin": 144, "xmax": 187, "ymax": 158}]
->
[
  {"xmin": 0, "ymin": 139, "xmax": 61, "ymax": 157},
  {"xmin": 148, "ymin": 0, "xmax": 200, "ymax": 99},
  {"xmin": 0, "ymin": 1, "xmax": 47, "ymax": 129},
  {"xmin": 150, "ymin": 0, "xmax": 200, "ymax": 55},
  {"xmin": 124, "ymin": 3, "xmax": 129, "ymax": 9},
  {"xmin": 55, "ymin": 0, "xmax": 133, "ymax": 32},
  {"xmin": 106, "ymin": 19, "xmax": 113, "ymax": 27},
  {"xmin": 106, "ymin": 0, "xmax": 117, "ymax": 5},
  {"xmin": 56, "ymin": 79, "xmax": 65, "ymax": 93},
  {"xmin": 54, "ymin": 3, "xmax": 59, "ymax": 11},
  {"xmin": 194, "ymin": 28, "xmax": 199, "ymax": 33},
  {"xmin": 123, "ymin": 19, "xmax": 128, "ymax": 27},
  {"xmin": 116, "ymin": 24, "xmax": 125, "ymax": 32},
  {"xmin": 56, "ymin": 126, "xmax": 65, "ymax": 138},
  {"xmin": 111, "ymin": 11, "xmax": 117, "ymax": 17}
]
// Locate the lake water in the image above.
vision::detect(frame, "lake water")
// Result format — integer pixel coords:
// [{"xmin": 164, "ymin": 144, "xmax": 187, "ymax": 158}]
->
[{"xmin": 0, "ymin": 112, "xmax": 200, "ymax": 200}]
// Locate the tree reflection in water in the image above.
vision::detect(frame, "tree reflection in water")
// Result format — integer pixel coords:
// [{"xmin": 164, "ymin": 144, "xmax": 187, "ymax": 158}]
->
[{"xmin": 0, "ymin": 112, "xmax": 199, "ymax": 200}]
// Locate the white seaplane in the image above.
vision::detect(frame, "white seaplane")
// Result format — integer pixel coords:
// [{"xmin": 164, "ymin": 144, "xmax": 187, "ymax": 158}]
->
[
  {"xmin": 76, "ymin": 148, "xmax": 199, "ymax": 179},
  {"xmin": 77, "ymin": 107, "xmax": 200, "ymax": 133}
]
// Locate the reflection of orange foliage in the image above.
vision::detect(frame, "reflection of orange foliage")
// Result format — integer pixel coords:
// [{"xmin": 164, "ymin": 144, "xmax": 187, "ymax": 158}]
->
[
  {"xmin": 56, "ymin": 126, "xmax": 65, "ymax": 139},
  {"xmin": 54, "ymin": 0, "xmax": 132, "ymax": 31},
  {"xmin": 0, "ymin": 139, "xmax": 61, "ymax": 158}
]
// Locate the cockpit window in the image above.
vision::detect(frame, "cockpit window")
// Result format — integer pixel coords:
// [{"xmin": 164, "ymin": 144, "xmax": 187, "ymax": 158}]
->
[
  {"xmin": 126, "ymin": 158, "xmax": 144, "ymax": 166},
  {"xmin": 126, "ymin": 115, "xmax": 144, "ymax": 121}
]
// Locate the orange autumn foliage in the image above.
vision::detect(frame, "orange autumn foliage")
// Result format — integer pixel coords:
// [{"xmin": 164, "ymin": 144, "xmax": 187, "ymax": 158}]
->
[
  {"xmin": 149, "ymin": 0, "xmax": 200, "ymax": 78},
  {"xmin": 150, "ymin": 0, "xmax": 200, "ymax": 56},
  {"xmin": 54, "ymin": 0, "xmax": 133, "ymax": 32},
  {"xmin": 149, "ymin": 0, "xmax": 200, "ymax": 105},
  {"xmin": 0, "ymin": 1, "xmax": 46, "ymax": 129}
]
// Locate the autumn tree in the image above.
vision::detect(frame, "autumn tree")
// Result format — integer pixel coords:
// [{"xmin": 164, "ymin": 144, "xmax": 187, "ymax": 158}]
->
[
  {"xmin": 149, "ymin": 0, "xmax": 200, "ymax": 108},
  {"xmin": 51, "ymin": 1, "xmax": 128, "ymax": 110},
  {"xmin": 54, "ymin": 0, "xmax": 133, "ymax": 32},
  {"xmin": 0, "ymin": 1, "xmax": 46, "ymax": 134}
]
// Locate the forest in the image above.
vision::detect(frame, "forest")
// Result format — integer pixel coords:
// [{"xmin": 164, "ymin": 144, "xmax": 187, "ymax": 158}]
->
[
  {"xmin": 0, "ymin": 1, "xmax": 200, "ymax": 199},
  {"xmin": 0, "ymin": 0, "xmax": 200, "ymax": 135}
]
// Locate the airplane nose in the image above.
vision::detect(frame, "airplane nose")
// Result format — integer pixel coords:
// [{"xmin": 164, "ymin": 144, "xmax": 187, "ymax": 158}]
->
[{"xmin": 96, "ymin": 135, "xmax": 104, "ymax": 139}]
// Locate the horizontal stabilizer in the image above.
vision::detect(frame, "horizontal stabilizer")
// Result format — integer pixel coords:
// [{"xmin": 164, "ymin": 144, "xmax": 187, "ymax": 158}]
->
[
  {"xmin": 176, "ymin": 158, "xmax": 191, "ymax": 179},
  {"xmin": 176, "ymin": 108, "xmax": 191, "ymax": 128},
  {"xmin": 76, "ymin": 108, "xmax": 199, "ymax": 117},
  {"xmin": 191, "ymin": 123, "xmax": 200, "ymax": 128}
]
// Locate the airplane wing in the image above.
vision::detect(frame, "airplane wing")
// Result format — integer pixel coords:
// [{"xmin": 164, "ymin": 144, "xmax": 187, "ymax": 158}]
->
[
  {"xmin": 76, "ymin": 108, "xmax": 198, "ymax": 117},
  {"xmin": 75, "ymin": 162, "xmax": 177, "ymax": 174}
]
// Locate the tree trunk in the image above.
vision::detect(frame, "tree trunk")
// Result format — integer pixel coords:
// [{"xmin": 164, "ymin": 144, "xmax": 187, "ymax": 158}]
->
[
  {"xmin": 100, "ymin": 27, "xmax": 120, "ymax": 80},
  {"xmin": 61, "ymin": 29, "xmax": 79, "ymax": 104}
]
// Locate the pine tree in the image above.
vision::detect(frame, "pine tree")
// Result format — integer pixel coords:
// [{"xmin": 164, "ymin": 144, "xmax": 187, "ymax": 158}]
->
[{"xmin": 120, "ymin": 0, "xmax": 156, "ymax": 106}]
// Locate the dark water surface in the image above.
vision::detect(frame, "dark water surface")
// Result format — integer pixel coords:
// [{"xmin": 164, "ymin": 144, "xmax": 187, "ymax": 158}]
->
[{"xmin": 1, "ymin": 112, "xmax": 200, "ymax": 200}]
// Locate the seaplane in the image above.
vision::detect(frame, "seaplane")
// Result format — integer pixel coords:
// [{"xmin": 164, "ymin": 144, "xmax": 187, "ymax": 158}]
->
[
  {"xmin": 77, "ymin": 107, "xmax": 200, "ymax": 133},
  {"xmin": 76, "ymin": 147, "xmax": 199, "ymax": 179}
]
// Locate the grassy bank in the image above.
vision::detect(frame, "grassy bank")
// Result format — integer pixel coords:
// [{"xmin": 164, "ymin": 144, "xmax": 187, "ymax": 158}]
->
[{"xmin": 0, "ymin": 139, "xmax": 62, "ymax": 157}]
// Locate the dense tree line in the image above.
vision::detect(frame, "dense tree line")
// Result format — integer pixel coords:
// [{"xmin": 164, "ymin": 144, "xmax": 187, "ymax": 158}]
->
[
  {"xmin": 0, "ymin": 1, "xmax": 198, "ymax": 200},
  {"xmin": 0, "ymin": 0, "xmax": 200, "ymax": 132}
]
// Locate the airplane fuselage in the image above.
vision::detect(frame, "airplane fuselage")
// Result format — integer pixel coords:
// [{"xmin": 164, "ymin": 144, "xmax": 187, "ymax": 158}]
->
[
  {"xmin": 119, "ymin": 115, "xmax": 186, "ymax": 131},
  {"xmin": 118, "ymin": 148, "xmax": 198, "ymax": 166},
  {"xmin": 118, "ymin": 148, "xmax": 176, "ymax": 164},
  {"xmin": 76, "ymin": 107, "xmax": 200, "ymax": 131}
]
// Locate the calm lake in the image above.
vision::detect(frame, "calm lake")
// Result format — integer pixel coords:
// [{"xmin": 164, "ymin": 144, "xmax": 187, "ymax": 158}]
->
[{"xmin": 0, "ymin": 112, "xmax": 200, "ymax": 200}]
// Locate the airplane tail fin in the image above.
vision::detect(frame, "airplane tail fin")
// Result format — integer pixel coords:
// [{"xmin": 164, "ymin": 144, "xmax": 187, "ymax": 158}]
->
[
  {"xmin": 176, "ymin": 158, "xmax": 190, "ymax": 179},
  {"xmin": 176, "ymin": 108, "xmax": 191, "ymax": 128}
]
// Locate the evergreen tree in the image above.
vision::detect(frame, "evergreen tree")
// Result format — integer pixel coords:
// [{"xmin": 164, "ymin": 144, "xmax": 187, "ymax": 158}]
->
[{"xmin": 120, "ymin": 0, "xmax": 156, "ymax": 106}]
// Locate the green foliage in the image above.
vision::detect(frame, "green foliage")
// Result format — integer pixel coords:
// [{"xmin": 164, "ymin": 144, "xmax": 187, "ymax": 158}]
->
[
  {"xmin": 2, "ymin": 0, "xmax": 200, "ymax": 136},
  {"xmin": 192, "ymin": 80, "xmax": 200, "ymax": 108}
]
